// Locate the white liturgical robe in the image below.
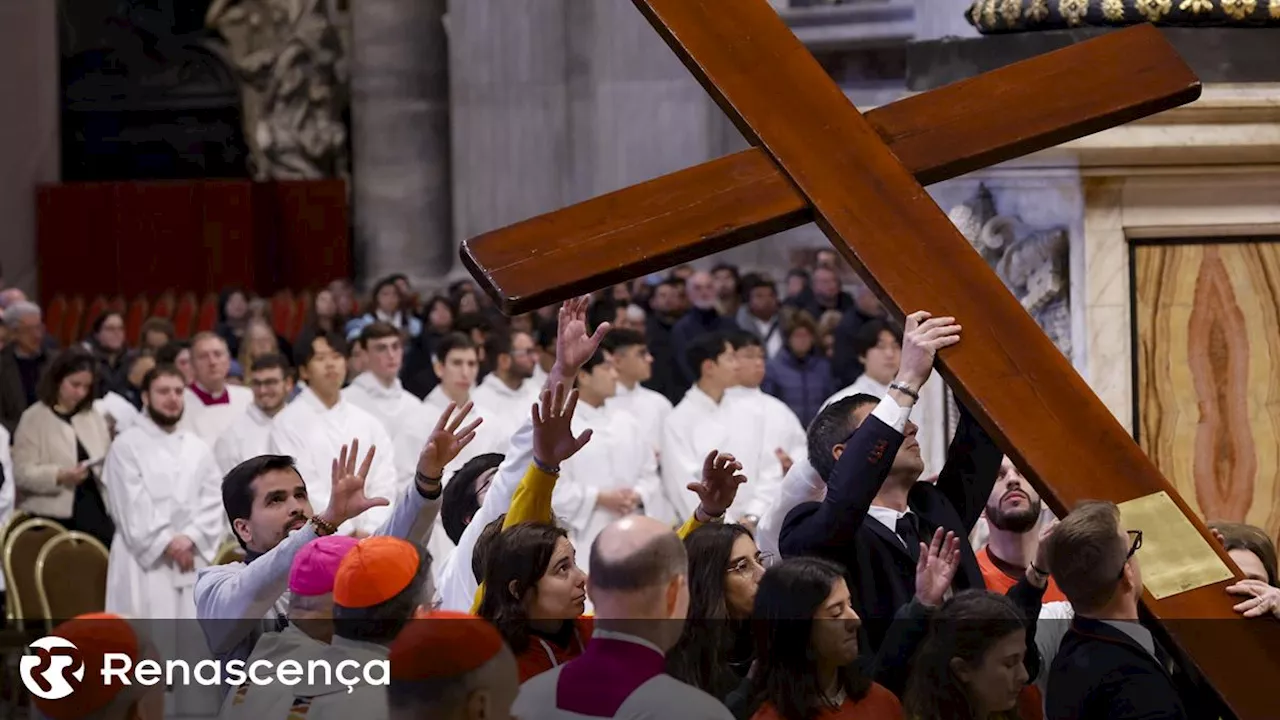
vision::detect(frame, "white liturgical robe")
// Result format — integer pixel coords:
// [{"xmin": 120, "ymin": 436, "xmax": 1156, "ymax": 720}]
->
[
  {"xmin": 103, "ymin": 417, "xmax": 224, "ymax": 619},
  {"xmin": 268, "ymin": 387, "xmax": 397, "ymax": 535},
  {"xmin": 180, "ymin": 384, "xmax": 254, "ymax": 448},
  {"xmin": 470, "ymin": 372, "xmax": 539, "ymax": 439},
  {"xmin": 552, "ymin": 401, "xmax": 660, "ymax": 573},
  {"xmin": 341, "ymin": 371, "xmax": 421, "ymax": 440},
  {"xmin": 606, "ymin": 381, "xmax": 672, "ymax": 462},
  {"xmin": 661, "ymin": 386, "xmax": 792, "ymax": 523},
  {"xmin": 93, "ymin": 391, "xmax": 141, "ymax": 435},
  {"xmin": 393, "ymin": 386, "xmax": 508, "ymax": 582},
  {"xmin": 212, "ymin": 404, "xmax": 277, "ymax": 475},
  {"xmin": 722, "ymin": 385, "xmax": 807, "ymax": 518}
]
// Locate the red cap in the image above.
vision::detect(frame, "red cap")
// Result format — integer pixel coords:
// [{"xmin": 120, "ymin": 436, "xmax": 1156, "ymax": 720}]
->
[
  {"xmin": 389, "ymin": 611, "xmax": 505, "ymax": 680},
  {"xmin": 333, "ymin": 536, "xmax": 421, "ymax": 608},
  {"xmin": 31, "ymin": 613, "xmax": 140, "ymax": 720}
]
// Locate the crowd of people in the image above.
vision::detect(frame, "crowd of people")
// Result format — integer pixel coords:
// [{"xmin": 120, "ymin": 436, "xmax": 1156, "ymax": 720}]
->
[{"xmin": 1, "ymin": 256, "xmax": 1278, "ymax": 720}]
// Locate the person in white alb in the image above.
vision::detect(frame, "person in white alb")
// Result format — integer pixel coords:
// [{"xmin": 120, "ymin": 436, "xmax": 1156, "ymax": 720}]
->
[
  {"xmin": 662, "ymin": 332, "xmax": 768, "ymax": 525},
  {"xmin": 394, "ymin": 332, "xmax": 507, "ymax": 579},
  {"xmin": 553, "ymin": 348, "xmax": 660, "ymax": 573},
  {"xmin": 722, "ymin": 330, "xmax": 806, "ymax": 532},
  {"xmin": 179, "ymin": 332, "xmax": 253, "ymax": 446},
  {"xmin": 213, "ymin": 353, "xmax": 294, "ymax": 474},
  {"xmin": 471, "ymin": 328, "xmax": 539, "ymax": 438},
  {"xmin": 341, "ymin": 322, "xmax": 421, "ymax": 438},
  {"xmin": 602, "ymin": 328, "xmax": 672, "ymax": 473},
  {"xmin": 269, "ymin": 331, "xmax": 397, "ymax": 535},
  {"xmin": 103, "ymin": 364, "xmax": 224, "ymax": 619},
  {"xmin": 820, "ymin": 317, "xmax": 947, "ymax": 479}
]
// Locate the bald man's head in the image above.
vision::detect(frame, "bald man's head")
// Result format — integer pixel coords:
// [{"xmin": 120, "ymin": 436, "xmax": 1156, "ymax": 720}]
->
[
  {"xmin": 589, "ymin": 517, "xmax": 690, "ymax": 650},
  {"xmin": 589, "ymin": 516, "xmax": 687, "ymax": 593}
]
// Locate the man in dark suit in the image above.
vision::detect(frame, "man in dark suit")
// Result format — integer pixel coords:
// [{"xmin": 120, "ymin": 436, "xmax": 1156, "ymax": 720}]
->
[
  {"xmin": 779, "ymin": 310, "xmax": 1005, "ymax": 652},
  {"xmin": 0, "ymin": 300, "xmax": 51, "ymax": 434},
  {"xmin": 1043, "ymin": 501, "xmax": 1193, "ymax": 720}
]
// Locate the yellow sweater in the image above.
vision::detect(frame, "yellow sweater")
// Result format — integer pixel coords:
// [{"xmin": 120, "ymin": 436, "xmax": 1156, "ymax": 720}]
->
[{"xmin": 471, "ymin": 463, "xmax": 704, "ymax": 613}]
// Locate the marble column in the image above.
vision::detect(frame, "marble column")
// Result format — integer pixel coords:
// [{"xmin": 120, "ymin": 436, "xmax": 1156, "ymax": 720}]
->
[
  {"xmin": 350, "ymin": 0, "xmax": 452, "ymax": 289},
  {"xmin": 447, "ymin": 0, "xmax": 572, "ymax": 279},
  {"xmin": 914, "ymin": 0, "xmax": 978, "ymax": 39},
  {"xmin": 0, "ymin": 0, "xmax": 58, "ymax": 296}
]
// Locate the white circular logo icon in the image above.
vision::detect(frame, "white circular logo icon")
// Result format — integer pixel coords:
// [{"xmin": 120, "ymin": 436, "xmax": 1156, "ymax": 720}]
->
[{"xmin": 20, "ymin": 636, "xmax": 85, "ymax": 700}]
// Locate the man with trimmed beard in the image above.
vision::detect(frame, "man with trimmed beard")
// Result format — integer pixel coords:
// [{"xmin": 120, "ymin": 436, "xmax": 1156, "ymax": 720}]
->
[
  {"xmin": 978, "ymin": 457, "xmax": 1065, "ymax": 602},
  {"xmin": 103, "ymin": 365, "xmax": 225, "ymax": 619}
]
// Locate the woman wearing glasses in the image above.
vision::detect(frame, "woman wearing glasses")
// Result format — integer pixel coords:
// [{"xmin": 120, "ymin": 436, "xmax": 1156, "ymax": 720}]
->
[{"xmin": 666, "ymin": 523, "xmax": 773, "ymax": 716}]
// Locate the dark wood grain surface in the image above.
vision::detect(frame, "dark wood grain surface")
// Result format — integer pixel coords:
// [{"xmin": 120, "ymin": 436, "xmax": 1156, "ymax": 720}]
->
[
  {"xmin": 626, "ymin": 2, "xmax": 1269, "ymax": 715},
  {"xmin": 462, "ymin": 24, "xmax": 1201, "ymax": 316}
]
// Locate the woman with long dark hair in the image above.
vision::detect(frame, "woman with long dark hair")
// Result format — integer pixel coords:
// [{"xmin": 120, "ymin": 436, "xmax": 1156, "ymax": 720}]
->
[
  {"xmin": 11, "ymin": 349, "xmax": 115, "ymax": 547},
  {"xmin": 902, "ymin": 591, "xmax": 1029, "ymax": 720},
  {"xmin": 476, "ymin": 521, "xmax": 591, "ymax": 683},
  {"xmin": 667, "ymin": 523, "xmax": 767, "ymax": 711},
  {"xmin": 750, "ymin": 557, "xmax": 902, "ymax": 720}
]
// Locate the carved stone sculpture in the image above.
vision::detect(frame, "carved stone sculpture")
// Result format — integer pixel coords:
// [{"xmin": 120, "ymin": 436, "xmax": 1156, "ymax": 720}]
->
[
  {"xmin": 947, "ymin": 184, "xmax": 1072, "ymax": 357},
  {"xmin": 205, "ymin": 0, "xmax": 351, "ymax": 181},
  {"xmin": 966, "ymin": 0, "xmax": 1280, "ymax": 32}
]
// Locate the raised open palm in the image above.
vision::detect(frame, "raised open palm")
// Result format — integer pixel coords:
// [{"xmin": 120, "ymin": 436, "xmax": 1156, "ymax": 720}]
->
[
  {"xmin": 327, "ymin": 438, "xmax": 389, "ymax": 526},
  {"xmin": 533, "ymin": 383, "xmax": 592, "ymax": 467},
  {"xmin": 557, "ymin": 296, "xmax": 611, "ymax": 371},
  {"xmin": 914, "ymin": 528, "xmax": 961, "ymax": 608},
  {"xmin": 688, "ymin": 451, "xmax": 747, "ymax": 518},
  {"xmin": 418, "ymin": 401, "xmax": 483, "ymax": 478}
]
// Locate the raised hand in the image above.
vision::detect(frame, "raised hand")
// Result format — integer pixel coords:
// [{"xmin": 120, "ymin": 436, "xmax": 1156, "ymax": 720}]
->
[
  {"xmin": 1026, "ymin": 518, "xmax": 1058, "ymax": 589},
  {"xmin": 532, "ymin": 382, "xmax": 593, "ymax": 468},
  {"xmin": 322, "ymin": 438, "xmax": 390, "ymax": 529},
  {"xmin": 418, "ymin": 401, "xmax": 483, "ymax": 479},
  {"xmin": 914, "ymin": 528, "xmax": 961, "ymax": 608},
  {"xmin": 896, "ymin": 311, "xmax": 962, "ymax": 390},
  {"xmin": 688, "ymin": 450, "xmax": 747, "ymax": 519},
  {"xmin": 554, "ymin": 296, "xmax": 611, "ymax": 375}
]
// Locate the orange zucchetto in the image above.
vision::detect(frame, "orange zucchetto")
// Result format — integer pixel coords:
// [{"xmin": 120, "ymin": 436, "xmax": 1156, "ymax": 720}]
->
[
  {"xmin": 333, "ymin": 536, "xmax": 422, "ymax": 608},
  {"xmin": 389, "ymin": 611, "xmax": 505, "ymax": 680},
  {"xmin": 32, "ymin": 613, "xmax": 141, "ymax": 720}
]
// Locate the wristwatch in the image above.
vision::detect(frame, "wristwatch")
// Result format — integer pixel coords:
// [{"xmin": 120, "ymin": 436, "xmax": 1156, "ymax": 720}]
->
[{"xmin": 888, "ymin": 381, "xmax": 920, "ymax": 402}]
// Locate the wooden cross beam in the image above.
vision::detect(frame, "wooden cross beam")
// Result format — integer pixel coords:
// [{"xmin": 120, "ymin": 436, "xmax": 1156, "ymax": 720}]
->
[{"xmin": 460, "ymin": 6, "xmax": 1279, "ymax": 717}]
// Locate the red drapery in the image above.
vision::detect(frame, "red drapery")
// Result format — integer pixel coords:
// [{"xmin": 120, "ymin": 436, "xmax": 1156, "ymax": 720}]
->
[{"xmin": 36, "ymin": 179, "xmax": 350, "ymax": 305}]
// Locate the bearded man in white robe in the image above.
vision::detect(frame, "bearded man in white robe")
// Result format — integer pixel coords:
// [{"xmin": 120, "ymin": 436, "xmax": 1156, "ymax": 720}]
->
[{"xmin": 104, "ymin": 364, "xmax": 224, "ymax": 619}]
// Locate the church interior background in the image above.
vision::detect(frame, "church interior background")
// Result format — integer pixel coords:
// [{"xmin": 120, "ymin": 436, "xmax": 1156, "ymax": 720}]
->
[{"xmin": 1, "ymin": 0, "xmax": 1278, "ymax": 551}]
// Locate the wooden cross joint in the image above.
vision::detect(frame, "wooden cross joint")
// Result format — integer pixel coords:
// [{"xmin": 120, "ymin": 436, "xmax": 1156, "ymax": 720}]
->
[{"xmin": 461, "ymin": 3, "xmax": 1277, "ymax": 715}]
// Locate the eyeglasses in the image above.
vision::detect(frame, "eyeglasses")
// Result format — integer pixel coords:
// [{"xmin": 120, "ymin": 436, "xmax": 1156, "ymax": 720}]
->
[
  {"xmin": 1117, "ymin": 529, "xmax": 1143, "ymax": 580},
  {"xmin": 726, "ymin": 552, "xmax": 774, "ymax": 576}
]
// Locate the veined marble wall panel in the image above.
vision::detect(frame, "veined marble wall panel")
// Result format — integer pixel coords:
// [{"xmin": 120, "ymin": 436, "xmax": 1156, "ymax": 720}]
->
[{"xmin": 1134, "ymin": 240, "xmax": 1280, "ymax": 548}]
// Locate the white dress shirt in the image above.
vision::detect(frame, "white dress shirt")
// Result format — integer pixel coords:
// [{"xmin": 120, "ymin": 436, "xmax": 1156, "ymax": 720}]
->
[{"xmin": 761, "ymin": 394, "xmax": 914, "ymax": 558}]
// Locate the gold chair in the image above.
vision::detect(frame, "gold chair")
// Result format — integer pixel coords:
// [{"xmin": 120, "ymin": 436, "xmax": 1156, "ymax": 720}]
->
[
  {"xmin": 35, "ymin": 531, "xmax": 110, "ymax": 629},
  {"xmin": 1, "ymin": 518, "xmax": 65, "ymax": 631},
  {"xmin": 213, "ymin": 536, "xmax": 246, "ymax": 566}
]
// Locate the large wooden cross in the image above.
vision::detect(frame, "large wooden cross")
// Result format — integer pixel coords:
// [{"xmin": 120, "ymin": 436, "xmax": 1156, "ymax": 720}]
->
[{"xmin": 460, "ymin": 3, "xmax": 1279, "ymax": 715}]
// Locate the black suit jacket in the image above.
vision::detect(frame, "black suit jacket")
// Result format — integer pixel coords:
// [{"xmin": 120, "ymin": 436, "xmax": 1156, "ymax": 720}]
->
[
  {"xmin": 1047, "ymin": 617, "xmax": 1188, "ymax": 720},
  {"xmin": 779, "ymin": 404, "xmax": 1002, "ymax": 652}
]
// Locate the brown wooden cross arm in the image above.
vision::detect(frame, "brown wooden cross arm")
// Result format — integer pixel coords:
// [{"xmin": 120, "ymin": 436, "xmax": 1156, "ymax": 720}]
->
[
  {"xmin": 461, "ymin": 6, "xmax": 1279, "ymax": 716},
  {"xmin": 462, "ymin": 24, "xmax": 1198, "ymax": 316}
]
